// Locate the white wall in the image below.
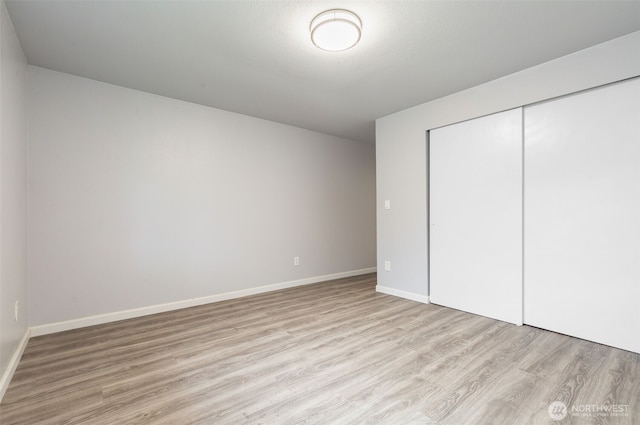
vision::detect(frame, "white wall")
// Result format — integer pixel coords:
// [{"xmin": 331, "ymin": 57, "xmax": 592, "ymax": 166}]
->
[
  {"xmin": 0, "ymin": 0, "xmax": 28, "ymax": 394},
  {"xmin": 376, "ymin": 31, "xmax": 640, "ymax": 298},
  {"xmin": 28, "ymin": 67, "xmax": 376, "ymax": 327}
]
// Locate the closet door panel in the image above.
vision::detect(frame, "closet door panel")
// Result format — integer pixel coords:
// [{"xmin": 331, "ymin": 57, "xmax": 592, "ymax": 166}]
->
[
  {"xmin": 430, "ymin": 108, "xmax": 523, "ymax": 325},
  {"xmin": 524, "ymin": 78, "xmax": 640, "ymax": 353}
]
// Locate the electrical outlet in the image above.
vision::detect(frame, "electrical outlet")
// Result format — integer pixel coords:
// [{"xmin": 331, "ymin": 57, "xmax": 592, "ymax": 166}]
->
[
  {"xmin": 384, "ymin": 261, "xmax": 391, "ymax": 271},
  {"xmin": 14, "ymin": 300, "xmax": 19, "ymax": 322},
  {"xmin": 294, "ymin": 256, "xmax": 300, "ymax": 266}
]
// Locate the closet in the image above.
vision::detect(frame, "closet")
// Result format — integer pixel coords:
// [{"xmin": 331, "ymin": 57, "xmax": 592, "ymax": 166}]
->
[
  {"xmin": 429, "ymin": 108, "xmax": 523, "ymax": 326},
  {"xmin": 524, "ymin": 78, "xmax": 640, "ymax": 353},
  {"xmin": 429, "ymin": 78, "xmax": 639, "ymax": 353}
]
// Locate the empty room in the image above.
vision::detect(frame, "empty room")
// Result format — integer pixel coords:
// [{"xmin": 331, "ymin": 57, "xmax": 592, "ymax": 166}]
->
[{"xmin": 1, "ymin": 1, "xmax": 639, "ymax": 424}]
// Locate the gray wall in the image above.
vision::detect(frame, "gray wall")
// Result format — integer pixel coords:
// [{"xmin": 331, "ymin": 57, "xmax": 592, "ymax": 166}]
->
[
  {"xmin": 28, "ymin": 67, "xmax": 376, "ymax": 326},
  {"xmin": 376, "ymin": 31, "xmax": 640, "ymax": 298},
  {"xmin": 0, "ymin": 0, "xmax": 28, "ymax": 387}
]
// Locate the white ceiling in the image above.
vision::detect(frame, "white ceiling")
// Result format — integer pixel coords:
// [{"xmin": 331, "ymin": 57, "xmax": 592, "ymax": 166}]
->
[{"xmin": 6, "ymin": 1, "xmax": 640, "ymax": 143}]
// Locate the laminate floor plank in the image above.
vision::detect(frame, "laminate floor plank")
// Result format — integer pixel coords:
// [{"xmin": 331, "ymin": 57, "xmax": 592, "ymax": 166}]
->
[{"xmin": 1, "ymin": 273, "xmax": 638, "ymax": 424}]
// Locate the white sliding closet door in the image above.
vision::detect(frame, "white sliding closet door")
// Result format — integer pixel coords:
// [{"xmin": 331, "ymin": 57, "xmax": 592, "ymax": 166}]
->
[
  {"xmin": 430, "ymin": 108, "xmax": 523, "ymax": 325},
  {"xmin": 524, "ymin": 79, "xmax": 640, "ymax": 353}
]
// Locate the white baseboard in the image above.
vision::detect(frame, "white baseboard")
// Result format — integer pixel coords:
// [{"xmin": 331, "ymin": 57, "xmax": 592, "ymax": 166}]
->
[
  {"xmin": 376, "ymin": 285, "xmax": 429, "ymax": 304},
  {"xmin": 31, "ymin": 267, "xmax": 377, "ymax": 337},
  {"xmin": 0, "ymin": 328, "xmax": 30, "ymax": 402}
]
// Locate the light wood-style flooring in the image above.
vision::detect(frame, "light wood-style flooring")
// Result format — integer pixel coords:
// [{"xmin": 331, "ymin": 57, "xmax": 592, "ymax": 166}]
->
[{"xmin": 1, "ymin": 273, "xmax": 638, "ymax": 424}]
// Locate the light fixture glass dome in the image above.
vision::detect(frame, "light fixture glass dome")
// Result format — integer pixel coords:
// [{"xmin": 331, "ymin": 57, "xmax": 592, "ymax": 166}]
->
[{"xmin": 310, "ymin": 9, "xmax": 362, "ymax": 52}]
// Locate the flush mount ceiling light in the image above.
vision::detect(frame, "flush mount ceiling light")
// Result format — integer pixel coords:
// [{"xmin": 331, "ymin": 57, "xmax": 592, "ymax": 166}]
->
[{"xmin": 310, "ymin": 9, "xmax": 362, "ymax": 52}]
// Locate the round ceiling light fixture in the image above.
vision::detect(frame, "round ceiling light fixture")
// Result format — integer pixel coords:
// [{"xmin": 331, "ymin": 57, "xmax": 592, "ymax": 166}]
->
[{"xmin": 310, "ymin": 9, "xmax": 362, "ymax": 52}]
